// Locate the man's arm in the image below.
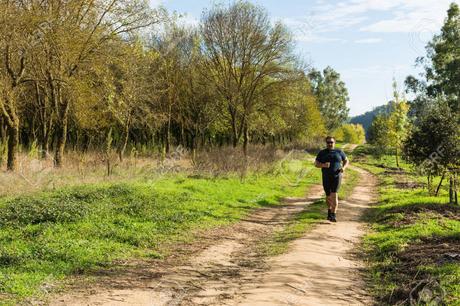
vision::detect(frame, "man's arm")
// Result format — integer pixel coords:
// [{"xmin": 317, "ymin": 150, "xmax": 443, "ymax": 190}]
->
[
  {"xmin": 315, "ymin": 160, "xmax": 326, "ymax": 168},
  {"xmin": 340, "ymin": 150, "xmax": 349, "ymax": 172},
  {"xmin": 342, "ymin": 158, "xmax": 349, "ymax": 170}
]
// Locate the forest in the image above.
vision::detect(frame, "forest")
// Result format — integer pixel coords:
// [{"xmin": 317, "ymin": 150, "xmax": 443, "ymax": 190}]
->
[{"xmin": 0, "ymin": 0, "xmax": 355, "ymax": 172}]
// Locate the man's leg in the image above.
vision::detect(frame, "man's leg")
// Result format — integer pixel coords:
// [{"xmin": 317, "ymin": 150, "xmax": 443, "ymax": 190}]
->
[
  {"xmin": 330, "ymin": 192, "xmax": 339, "ymax": 213},
  {"xmin": 322, "ymin": 175, "xmax": 333, "ymax": 218},
  {"xmin": 329, "ymin": 175, "xmax": 342, "ymax": 222}
]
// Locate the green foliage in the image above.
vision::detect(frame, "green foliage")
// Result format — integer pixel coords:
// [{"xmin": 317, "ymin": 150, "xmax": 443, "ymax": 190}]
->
[
  {"xmin": 308, "ymin": 67, "xmax": 350, "ymax": 132},
  {"xmin": 426, "ymin": 2, "xmax": 460, "ymax": 112},
  {"xmin": 404, "ymin": 99, "xmax": 460, "ymax": 175},
  {"xmin": 369, "ymin": 81, "xmax": 410, "ymax": 167},
  {"xmin": 334, "ymin": 123, "xmax": 365, "ymax": 144}
]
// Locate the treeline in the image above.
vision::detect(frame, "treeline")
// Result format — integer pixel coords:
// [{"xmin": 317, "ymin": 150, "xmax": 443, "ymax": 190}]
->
[
  {"xmin": 0, "ymin": 0, "xmax": 351, "ymax": 171},
  {"xmin": 368, "ymin": 3, "xmax": 460, "ymax": 197}
]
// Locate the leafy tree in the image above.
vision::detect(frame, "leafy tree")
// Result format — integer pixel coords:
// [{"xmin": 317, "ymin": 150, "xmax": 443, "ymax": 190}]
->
[
  {"xmin": 368, "ymin": 114, "xmax": 391, "ymax": 154},
  {"xmin": 369, "ymin": 81, "xmax": 410, "ymax": 166},
  {"xmin": 404, "ymin": 100, "xmax": 460, "ymax": 193},
  {"xmin": 425, "ymin": 2, "xmax": 460, "ymax": 112},
  {"xmin": 308, "ymin": 67, "xmax": 350, "ymax": 132},
  {"xmin": 200, "ymin": 1, "xmax": 294, "ymax": 154},
  {"xmin": 334, "ymin": 124, "xmax": 365, "ymax": 144},
  {"xmin": 0, "ymin": 2, "xmax": 38, "ymax": 170},
  {"xmin": 387, "ymin": 81, "xmax": 410, "ymax": 168}
]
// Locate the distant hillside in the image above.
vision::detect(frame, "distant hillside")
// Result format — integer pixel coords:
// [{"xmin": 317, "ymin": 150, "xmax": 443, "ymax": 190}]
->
[{"xmin": 349, "ymin": 103, "xmax": 394, "ymax": 138}]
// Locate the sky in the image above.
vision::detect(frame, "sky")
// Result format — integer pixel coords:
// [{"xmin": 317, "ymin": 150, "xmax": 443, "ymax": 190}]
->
[{"xmin": 149, "ymin": 0, "xmax": 458, "ymax": 116}]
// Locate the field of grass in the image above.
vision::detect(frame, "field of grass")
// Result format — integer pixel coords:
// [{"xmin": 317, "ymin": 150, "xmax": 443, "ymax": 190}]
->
[
  {"xmin": 352, "ymin": 145, "xmax": 460, "ymax": 305},
  {"xmin": 0, "ymin": 154, "xmax": 322, "ymax": 305}
]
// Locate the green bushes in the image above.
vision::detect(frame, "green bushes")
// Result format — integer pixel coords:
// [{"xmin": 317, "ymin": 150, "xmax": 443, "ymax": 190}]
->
[{"xmin": 334, "ymin": 123, "xmax": 365, "ymax": 144}]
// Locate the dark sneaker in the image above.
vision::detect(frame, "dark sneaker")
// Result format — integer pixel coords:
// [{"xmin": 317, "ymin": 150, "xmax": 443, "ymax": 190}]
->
[
  {"xmin": 327, "ymin": 209, "xmax": 332, "ymax": 221},
  {"xmin": 330, "ymin": 212, "xmax": 337, "ymax": 222}
]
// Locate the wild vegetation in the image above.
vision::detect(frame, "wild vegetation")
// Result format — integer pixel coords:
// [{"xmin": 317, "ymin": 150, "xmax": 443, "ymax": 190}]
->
[
  {"xmin": 0, "ymin": 0, "xmax": 355, "ymax": 173},
  {"xmin": 368, "ymin": 2, "xmax": 459, "ymax": 199},
  {"xmin": 352, "ymin": 145, "xmax": 459, "ymax": 305}
]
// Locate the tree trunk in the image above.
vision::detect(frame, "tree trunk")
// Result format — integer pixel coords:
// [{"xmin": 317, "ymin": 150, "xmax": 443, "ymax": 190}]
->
[
  {"xmin": 395, "ymin": 147, "xmax": 400, "ymax": 169},
  {"xmin": 435, "ymin": 171, "xmax": 446, "ymax": 197},
  {"xmin": 166, "ymin": 120, "xmax": 171, "ymax": 155},
  {"xmin": 243, "ymin": 123, "xmax": 249, "ymax": 156},
  {"xmin": 106, "ymin": 128, "xmax": 113, "ymax": 176},
  {"xmin": 6, "ymin": 125, "xmax": 19, "ymax": 171},
  {"xmin": 118, "ymin": 124, "xmax": 129, "ymax": 162},
  {"xmin": 54, "ymin": 101, "xmax": 70, "ymax": 168}
]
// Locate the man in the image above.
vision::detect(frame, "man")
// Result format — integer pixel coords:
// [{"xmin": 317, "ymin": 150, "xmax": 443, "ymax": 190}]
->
[{"xmin": 315, "ymin": 136, "xmax": 348, "ymax": 222}]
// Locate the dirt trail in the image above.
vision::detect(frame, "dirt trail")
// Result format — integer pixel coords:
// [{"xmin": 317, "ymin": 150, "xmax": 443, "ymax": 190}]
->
[
  {"xmin": 235, "ymin": 166, "xmax": 376, "ymax": 305},
  {"xmin": 50, "ymin": 185, "xmax": 325, "ymax": 306},
  {"xmin": 50, "ymin": 165, "xmax": 376, "ymax": 306}
]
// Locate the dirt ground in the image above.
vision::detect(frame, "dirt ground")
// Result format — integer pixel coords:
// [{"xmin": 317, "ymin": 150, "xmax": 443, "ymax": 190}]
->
[{"xmin": 50, "ymin": 166, "xmax": 377, "ymax": 306}]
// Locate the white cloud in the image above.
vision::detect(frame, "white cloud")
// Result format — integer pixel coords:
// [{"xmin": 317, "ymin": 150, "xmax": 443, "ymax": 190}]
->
[
  {"xmin": 296, "ymin": 34, "xmax": 347, "ymax": 43},
  {"xmin": 354, "ymin": 38, "xmax": 382, "ymax": 43},
  {"xmin": 293, "ymin": 0, "xmax": 458, "ymax": 34},
  {"xmin": 360, "ymin": 1, "xmax": 451, "ymax": 33}
]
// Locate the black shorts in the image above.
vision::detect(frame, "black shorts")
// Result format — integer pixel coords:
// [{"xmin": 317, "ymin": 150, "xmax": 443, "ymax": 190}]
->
[{"xmin": 322, "ymin": 173, "xmax": 342, "ymax": 196}]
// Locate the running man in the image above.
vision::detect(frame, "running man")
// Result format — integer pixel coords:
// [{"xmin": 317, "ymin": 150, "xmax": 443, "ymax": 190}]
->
[{"xmin": 315, "ymin": 136, "xmax": 348, "ymax": 222}]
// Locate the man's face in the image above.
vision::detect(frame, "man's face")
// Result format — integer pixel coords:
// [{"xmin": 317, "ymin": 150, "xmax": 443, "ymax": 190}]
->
[{"xmin": 326, "ymin": 138, "xmax": 335, "ymax": 149}]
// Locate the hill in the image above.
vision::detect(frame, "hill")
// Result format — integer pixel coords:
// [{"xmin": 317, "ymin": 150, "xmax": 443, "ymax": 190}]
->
[{"xmin": 349, "ymin": 103, "xmax": 394, "ymax": 138}]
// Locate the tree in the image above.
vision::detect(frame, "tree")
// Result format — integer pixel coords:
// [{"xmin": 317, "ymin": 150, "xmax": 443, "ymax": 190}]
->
[
  {"xmin": 404, "ymin": 100, "xmax": 460, "ymax": 193},
  {"xmin": 0, "ymin": 1, "xmax": 38, "ymax": 171},
  {"xmin": 34, "ymin": 0, "xmax": 161, "ymax": 167},
  {"xmin": 387, "ymin": 80, "xmax": 410, "ymax": 168},
  {"xmin": 200, "ymin": 1, "xmax": 294, "ymax": 154},
  {"xmin": 308, "ymin": 67, "xmax": 350, "ymax": 132},
  {"xmin": 424, "ymin": 3, "xmax": 460, "ymax": 112},
  {"xmin": 334, "ymin": 124, "xmax": 365, "ymax": 144}
]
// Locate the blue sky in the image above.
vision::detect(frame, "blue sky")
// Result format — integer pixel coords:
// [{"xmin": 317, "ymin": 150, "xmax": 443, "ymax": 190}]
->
[{"xmin": 150, "ymin": 0, "xmax": 458, "ymax": 116}]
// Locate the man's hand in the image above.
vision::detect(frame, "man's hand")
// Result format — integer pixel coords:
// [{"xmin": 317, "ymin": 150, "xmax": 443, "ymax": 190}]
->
[{"xmin": 315, "ymin": 161, "xmax": 331, "ymax": 168}]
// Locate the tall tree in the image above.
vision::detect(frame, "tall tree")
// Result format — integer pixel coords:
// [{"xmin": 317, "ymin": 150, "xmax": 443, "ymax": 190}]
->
[
  {"xmin": 308, "ymin": 66, "xmax": 350, "ymax": 132},
  {"xmin": 36, "ymin": 0, "xmax": 161, "ymax": 167},
  {"xmin": 387, "ymin": 80, "xmax": 410, "ymax": 168},
  {"xmin": 200, "ymin": 1, "xmax": 294, "ymax": 154},
  {"xmin": 404, "ymin": 100, "xmax": 460, "ymax": 193},
  {"xmin": 0, "ymin": 1, "xmax": 38, "ymax": 170},
  {"xmin": 424, "ymin": 2, "xmax": 460, "ymax": 112}
]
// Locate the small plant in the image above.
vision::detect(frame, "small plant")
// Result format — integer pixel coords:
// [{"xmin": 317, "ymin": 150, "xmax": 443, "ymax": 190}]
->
[{"xmin": 28, "ymin": 140, "xmax": 40, "ymax": 159}]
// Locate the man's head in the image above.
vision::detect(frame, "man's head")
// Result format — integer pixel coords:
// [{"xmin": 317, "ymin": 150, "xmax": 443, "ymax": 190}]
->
[{"xmin": 325, "ymin": 136, "xmax": 336, "ymax": 149}]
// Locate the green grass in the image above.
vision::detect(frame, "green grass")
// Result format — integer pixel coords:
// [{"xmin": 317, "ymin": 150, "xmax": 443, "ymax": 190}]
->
[
  {"xmin": 0, "ymin": 158, "xmax": 321, "ymax": 305},
  {"xmin": 260, "ymin": 167, "xmax": 360, "ymax": 256},
  {"xmin": 354, "ymin": 145, "xmax": 460, "ymax": 305}
]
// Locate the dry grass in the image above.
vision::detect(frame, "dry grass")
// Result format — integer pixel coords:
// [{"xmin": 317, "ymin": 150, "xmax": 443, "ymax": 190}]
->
[
  {"xmin": 0, "ymin": 150, "xmax": 193, "ymax": 197},
  {"xmin": 0, "ymin": 145, "xmax": 299, "ymax": 197}
]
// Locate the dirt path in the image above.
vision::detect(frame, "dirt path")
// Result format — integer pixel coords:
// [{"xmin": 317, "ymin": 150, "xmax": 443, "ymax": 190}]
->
[
  {"xmin": 50, "ymin": 185, "xmax": 325, "ymax": 306},
  {"xmin": 50, "ymin": 166, "xmax": 376, "ymax": 306},
  {"xmin": 235, "ymin": 166, "xmax": 376, "ymax": 305}
]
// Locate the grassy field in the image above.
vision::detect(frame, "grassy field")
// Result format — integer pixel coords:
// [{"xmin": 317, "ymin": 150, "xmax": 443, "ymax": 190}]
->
[
  {"xmin": 352, "ymin": 145, "xmax": 460, "ymax": 305},
  {"xmin": 0, "ymin": 153, "xmax": 323, "ymax": 305}
]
